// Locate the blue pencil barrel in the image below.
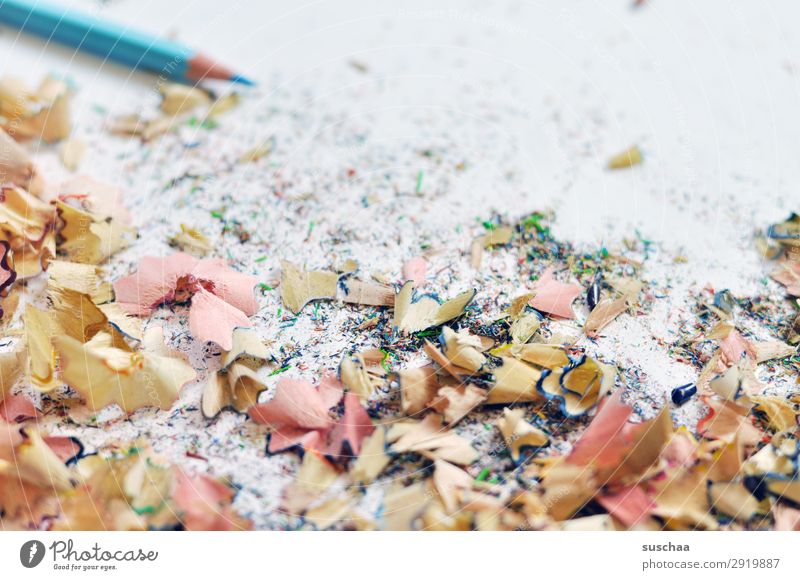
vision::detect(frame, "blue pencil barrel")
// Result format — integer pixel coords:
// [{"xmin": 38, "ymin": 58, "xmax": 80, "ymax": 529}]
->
[{"xmin": 0, "ymin": 0, "xmax": 192, "ymax": 78}]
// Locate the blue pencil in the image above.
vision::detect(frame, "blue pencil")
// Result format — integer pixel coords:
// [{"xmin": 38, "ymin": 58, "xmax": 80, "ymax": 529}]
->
[{"xmin": 0, "ymin": 0, "xmax": 253, "ymax": 85}]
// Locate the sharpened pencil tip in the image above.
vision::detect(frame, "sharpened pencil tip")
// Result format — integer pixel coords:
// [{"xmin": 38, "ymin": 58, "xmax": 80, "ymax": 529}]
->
[{"xmin": 231, "ymin": 74, "xmax": 256, "ymax": 86}]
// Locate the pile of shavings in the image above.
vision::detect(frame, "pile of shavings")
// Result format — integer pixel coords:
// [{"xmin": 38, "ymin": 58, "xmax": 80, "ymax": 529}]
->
[
  {"xmin": 0, "ymin": 77, "xmax": 253, "ymax": 530},
  {"xmin": 2, "ymin": 71, "xmax": 799, "ymax": 532},
  {"xmin": 760, "ymin": 213, "xmax": 800, "ymax": 345},
  {"xmin": 221, "ymin": 212, "xmax": 797, "ymax": 531},
  {"xmin": 0, "ymin": 424, "xmax": 249, "ymax": 531}
]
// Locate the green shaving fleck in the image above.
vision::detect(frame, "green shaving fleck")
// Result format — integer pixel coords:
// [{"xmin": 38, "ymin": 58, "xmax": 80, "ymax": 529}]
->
[
  {"xmin": 415, "ymin": 170, "xmax": 424, "ymax": 193},
  {"xmin": 416, "ymin": 329, "xmax": 439, "ymax": 338},
  {"xmin": 476, "ymin": 468, "xmax": 490, "ymax": 482},
  {"xmin": 255, "ymin": 255, "xmax": 268, "ymax": 263},
  {"xmin": 132, "ymin": 501, "xmax": 165, "ymax": 515},
  {"xmin": 379, "ymin": 348, "xmax": 396, "ymax": 373},
  {"xmin": 269, "ymin": 365, "xmax": 291, "ymax": 376}
]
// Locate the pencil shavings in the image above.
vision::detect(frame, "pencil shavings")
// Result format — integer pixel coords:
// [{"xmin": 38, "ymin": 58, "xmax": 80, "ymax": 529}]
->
[
  {"xmin": 538, "ymin": 356, "xmax": 615, "ymax": 418},
  {"xmin": 0, "ymin": 240, "xmax": 16, "ymax": 305},
  {"xmin": 439, "ymin": 327, "xmax": 487, "ymax": 373},
  {"xmin": 398, "ymin": 365, "xmax": 442, "ymax": 416},
  {"xmin": 159, "ymin": 84, "xmax": 211, "ymax": 116},
  {"xmin": 325, "ymin": 392, "xmax": 375, "ymax": 459},
  {"xmin": 718, "ymin": 328, "xmax": 755, "ymax": 366},
  {"xmin": 51, "ymin": 175, "xmax": 132, "ymax": 224},
  {"xmin": 393, "ymin": 282, "xmax": 475, "ymax": 335},
  {"xmin": 48, "ymin": 287, "xmax": 121, "ymax": 345},
  {"xmin": 169, "ymin": 224, "xmax": 213, "ymax": 256},
  {"xmin": 46, "ymin": 260, "xmax": 98, "ymax": 296},
  {"xmin": 402, "ymin": 256, "xmax": 428, "ymax": 287},
  {"xmin": 605, "ymin": 274, "xmax": 644, "ymax": 304},
  {"xmin": 303, "ymin": 497, "xmax": 356, "ymax": 530},
  {"xmin": 56, "ymin": 326, "xmax": 196, "ymax": 414},
  {"xmin": 774, "ymin": 504, "xmax": 800, "ymax": 531},
  {"xmin": 767, "ymin": 212, "xmax": 800, "ymax": 256},
  {"xmin": 338, "ymin": 278, "xmax": 394, "ymax": 307},
  {"xmin": 749, "ymin": 396, "xmax": 797, "ymax": 432},
  {"xmin": 470, "ymin": 226, "xmax": 513, "ymax": 269},
  {"xmin": 428, "ymin": 384, "xmax": 486, "ymax": 426},
  {"xmin": 339, "ymin": 350, "xmax": 386, "ymax": 402},
  {"xmin": 208, "ymin": 93, "xmax": 241, "ymax": 118},
  {"xmin": 280, "ymin": 260, "xmax": 338, "ymax": 314},
  {"xmin": 108, "ymin": 114, "xmax": 182, "ymax": 142},
  {"xmin": 0, "ymin": 75, "xmax": 71, "ymax": 143},
  {"xmin": 0, "ymin": 185, "xmax": 56, "ymax": 278},
  {"xmin": 584, "ymin": 296, "xmax": 629, "ymax": 337},
  {"xmin": 423, "ymin": 339, "xmax": 472, "ymax": 379},
  {"xmin": 771, "ymin": 261, "xmax": 800, "ymax": 296},
  {"xmin": 282, "ymin": 450, "xmax": 340, "ymax": 517},
  {"xmin": 567, "ymin": 390, "xmax": 673, "ymax": 487},
  {"xmin": 351, "ymin": 426, "xmax": 391, "ymax": 484},
  {"xmin": 752, "ymin": 340, "xmax": 796, "ymax": 363},
  {"xmin": 380, "ymin": 483, "xmax": 435, "ymax": 531},
  {"xmin": 172, "ymin": 470, "xmax": 251, "ymax": 531},
  {"xmin": 496, "ymin": 408, "xmax": 549, "ymax": 463},
  {"xmin": 539, "ymin": 459, "xmax": 597, "ymax": 521},
  {"xmin": 510, "ymin": 343, "xmax": 570, "ymax": 368},
  {"xmin": 23, "ymin": 304, "xmax": 59, "ymax": 392},
  {"xmin": 0, "ymin": 392, "xmax": 34, "ymax": 424},
  {"xmin": 113, "ymin": 253, "xmax": 258, "ymax": 350},
  {"xmin": 509, "ymin": 312, "xmax": 541, "ymax": 344},
  {"xmin": 56, "ymin": 200, "xmax": 133, "ymax": 265},
  {"xmin": 202, "ymin": 363, "xmax": 267, "ymax": 418},
  {"xmin": 696, "ymin": 395, "xmax": 761, "ymax": 446},
  {"xmin": 650, "ymin": 467, "xmax": 718, "ymax": 530},
  {"xmin": 51, "ymin": 442, "xmax": 251, "ymax": 531},
  {"xmin": 0, "ymin": 424, "xmax": 74, "ymax": 527},
  {"xmin": 566, "ymin": 390, "xmax": 632, "ymax": 468},
  {"xmin": 239, "ymin": 141, "xmax": 273, "ymax": 163},
  {"xmin": 528, "ymin": 270, "xmax": 581, "ymax": 319},
  {"xmin": 431, "ymin": 460, "xmax": 475, "ymax": 516},
  {"xmin": 388, "ymin": 413, "xmax": 478, "ymax": 465},
  {"xmin": 487, "ymin": 356, "xmax": 543, "ymax": 404},
  {"xmin": 607, "ymin": 145, "xmax": 642, "ymax": 169},
  {"xmin": 45, "ymin": 264, "xmax": 135, "ymax": 344},
  {"xmin": 0, "ymin": 346, "xmax": 24, "ymax": 400},
  {"xmin": 708, "ymin": 481, "xmax": 760, "ymax": 522},
  {"xmin": 0, "ymin": 128, "xmax": 43, "ymax": 194},
  {"xmin": 596, "ymin": 486, "xmax": 654, "ymax": 528},
  {"xmin": 97, "ymin": 303, "xmax": 143, "ymax": 341},
  {"xmin": 59, "ymin": 138, "xmax": 86, "ymax": 171},
  {"xmin": 0, "ymin": 289, "xmax": 20, "ymax": 329},
  {"xmin": 219, "ymin": 327, "xmax": 269, "ymax": 370},
  {"xmin": 124, "ymin": 453, "xmax": 174, "ymax": 517},
  {"xmin": 709, "ymin": 364, "xmax": 747, "ymax": 401},
  {"xmin": 249, "ymin": 375, "xmax": 343, "ymax": 454}
]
